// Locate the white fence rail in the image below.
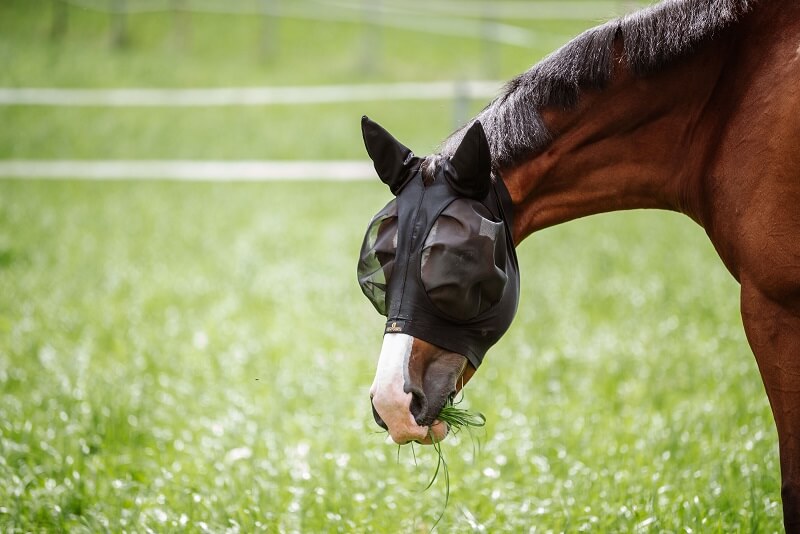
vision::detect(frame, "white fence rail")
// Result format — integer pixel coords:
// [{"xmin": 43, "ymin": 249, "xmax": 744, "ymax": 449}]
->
[
  {"xmin": 64, "ymin": 0, "xmax": 636, "ymax": 20},
  {"xmin": 0, "ymin": 81, "xmax": 502, "ymax": 107},
  {"xmin": 0, "ymin": 160, "xmax": 375, "ymax": 181}
]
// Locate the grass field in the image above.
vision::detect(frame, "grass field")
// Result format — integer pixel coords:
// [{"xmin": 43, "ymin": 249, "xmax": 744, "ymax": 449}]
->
[
  {"xmin": 0, "ymin": 181, "xmax": 781, "ymax": 531},
  {"xmin": 0, "ymin": 0, "xmax": 785, "ymax": 532}
]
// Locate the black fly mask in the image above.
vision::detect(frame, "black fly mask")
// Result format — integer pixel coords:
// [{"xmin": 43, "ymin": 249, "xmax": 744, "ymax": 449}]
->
[{"xmin": 357, "ymin": 117, "xmax": 520, "ymax": 369}]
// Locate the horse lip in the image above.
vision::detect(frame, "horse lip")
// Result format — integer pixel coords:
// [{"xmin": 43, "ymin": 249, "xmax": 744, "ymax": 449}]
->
[
  {"xmin": 413, "ymin": 420, "xmax": 449, "ymax": 445},
  {"xmin": 389, "ymin": 419, "xmax": 431, "ymax": 445}
]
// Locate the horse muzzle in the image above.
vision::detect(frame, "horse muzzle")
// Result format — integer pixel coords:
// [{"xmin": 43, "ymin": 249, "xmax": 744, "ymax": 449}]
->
[{"xmin": 369, "ymin": 333, "xmax": 466, "ymax": 445}]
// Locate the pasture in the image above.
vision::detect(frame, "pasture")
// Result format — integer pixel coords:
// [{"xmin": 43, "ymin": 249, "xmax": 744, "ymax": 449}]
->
[
  {"xmin": 0, "ymin": 1, "xmax": 784, "ymax": 531},
  {"xmin": 0, "ymin": 182, "xmax": 782, "ymax": 531}
]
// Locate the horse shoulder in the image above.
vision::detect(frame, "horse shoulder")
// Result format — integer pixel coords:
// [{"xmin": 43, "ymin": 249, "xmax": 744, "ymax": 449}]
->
[{"xmin": 700, "ymin": 7, "xmax": 800, "ymax": 311}]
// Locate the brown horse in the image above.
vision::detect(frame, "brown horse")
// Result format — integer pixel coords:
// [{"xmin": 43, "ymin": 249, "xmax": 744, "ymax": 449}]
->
[{"xmin": 359, "ymin": 0, "xmax": 800, "ymax": 530}]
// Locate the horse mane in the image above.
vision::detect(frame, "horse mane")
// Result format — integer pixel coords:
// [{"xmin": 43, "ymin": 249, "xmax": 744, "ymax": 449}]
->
[{"xmin": 431, "ymin": 0, "xmax": 754, "ymax": 175}]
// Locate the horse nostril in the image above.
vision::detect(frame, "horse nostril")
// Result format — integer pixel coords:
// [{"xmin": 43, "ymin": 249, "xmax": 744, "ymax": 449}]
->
[
  {"xmin": 371, "ymin": 400, "xmax": 388, "ymax": 430},
  {"xmin": 408, "ymin": 387, "xmax": 428, "ymax": 425}
]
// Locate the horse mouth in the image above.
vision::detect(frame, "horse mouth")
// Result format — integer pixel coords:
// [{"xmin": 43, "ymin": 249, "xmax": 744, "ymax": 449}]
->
[
  {"xmin": 370, "ymin": 335, "xmax": 475, "ymax": 446},
  {"xmin": 410, "ymin": 359, "xmax": 475, "ymax": 445},
  {"xmin": 371, "ymin": 391, "xmax": 452, "ymax": 445},
  {"xmin": 413, "ymin": 419, "xmax": 449, "ymax": 445},
  {"xmin": 413, "ymin": 392, "xmax": 452, "ymax": 433}
]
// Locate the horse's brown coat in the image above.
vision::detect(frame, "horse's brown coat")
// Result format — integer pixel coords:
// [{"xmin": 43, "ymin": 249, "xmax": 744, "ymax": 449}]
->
[
  {"xmin": 387, "ymin": 1, "xmax": 800, "ymax": 529},
  {"xmin": 499, "ymin": 2, "xmax": 800, "ymax": 529}
]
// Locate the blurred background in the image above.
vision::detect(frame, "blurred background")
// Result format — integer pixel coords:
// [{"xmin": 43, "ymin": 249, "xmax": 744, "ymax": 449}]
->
[
  {"xmin": 0, "ymin": 0, "xmax": 649, "ymax": 163},
  {"xmin": 0, "ymin": 1, "xmax": 783, "ymax": 532}
]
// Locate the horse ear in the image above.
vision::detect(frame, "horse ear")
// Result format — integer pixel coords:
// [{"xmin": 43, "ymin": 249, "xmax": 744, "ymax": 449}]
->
[
  {"xmin": 447, "ymin": 121, "xmax": 492, "ymax": 199},
  {"xmin": 361, "ymin": 116, "xmax": 420, "ymax": 195}
]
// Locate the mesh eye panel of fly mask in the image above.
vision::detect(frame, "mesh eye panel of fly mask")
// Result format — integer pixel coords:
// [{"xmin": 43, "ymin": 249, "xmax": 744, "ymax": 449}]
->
[{"xmin": 357, "ymin": 117, "xmax": 520, "ymax": 369}]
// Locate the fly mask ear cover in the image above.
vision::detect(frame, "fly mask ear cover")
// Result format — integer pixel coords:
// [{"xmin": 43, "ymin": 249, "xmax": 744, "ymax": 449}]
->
[{"xmin": 357, "ymin": 117, "xmax": 520, "ymax": 369}]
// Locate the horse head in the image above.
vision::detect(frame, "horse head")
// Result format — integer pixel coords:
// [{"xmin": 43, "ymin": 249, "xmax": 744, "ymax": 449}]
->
[{"xmin": 358, "ymin": 117, "xmax": 520, "ymax": 444}]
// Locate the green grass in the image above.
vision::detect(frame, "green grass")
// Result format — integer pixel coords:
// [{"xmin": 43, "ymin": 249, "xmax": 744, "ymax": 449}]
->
[
  {"xmin": 0, "ymin": 180, "xmax": 781, "ymax": 531},
  {"xmin": 0, "ymin": 0, "xmax": 783, "ymax": 531},
  {"xmin": 437, "ymin": 402, "xmax": 487, "ymax": 435}
]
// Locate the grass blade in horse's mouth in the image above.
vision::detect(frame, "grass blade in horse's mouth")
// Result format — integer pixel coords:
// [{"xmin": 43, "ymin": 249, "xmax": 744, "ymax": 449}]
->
[
  {"xmin": 436, "ymin": 403, "xmax": 486, "ymax": 433},
  {"xmin": 436, "ymin": 397, "xmax": 486, "ymax": 434},
  {"xmin": 422, "ymin": 399, "xmax": 485, "ymax": 530}
]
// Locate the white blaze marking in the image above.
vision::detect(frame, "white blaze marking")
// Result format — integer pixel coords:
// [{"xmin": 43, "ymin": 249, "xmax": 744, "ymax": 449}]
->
[
  {"xmin": 370, "ymin": 333, "xmax": 412, "ymax": 400},
  {"xmin": 370, "ymin": 334, "xmax": 429, "ymax": 444}
]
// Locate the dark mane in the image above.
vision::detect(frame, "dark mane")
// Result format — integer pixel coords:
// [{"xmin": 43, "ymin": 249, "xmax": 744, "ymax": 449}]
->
[{"xmin": 434, "ymin": 0, "xmax": 754, "ymax": 174}]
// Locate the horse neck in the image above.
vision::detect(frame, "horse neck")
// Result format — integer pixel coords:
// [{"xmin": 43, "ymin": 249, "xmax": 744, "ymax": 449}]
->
[{"xmin": 501, "ymin": 32, "xmax": 738, "ymax": 244}]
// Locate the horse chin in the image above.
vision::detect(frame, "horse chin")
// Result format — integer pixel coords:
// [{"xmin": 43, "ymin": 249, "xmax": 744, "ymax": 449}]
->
[{"xmin": 414, "ymin": 419, "xmax": 449, "ymax": 445}]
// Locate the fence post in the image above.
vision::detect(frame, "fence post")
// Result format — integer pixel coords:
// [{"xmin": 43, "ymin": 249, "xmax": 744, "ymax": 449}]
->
[
  {"xmin": 260, "ymin": 0, "xmax": 281, "ymax": 62},
  {"xmin": 50, "ymin": 0, "xmax": 68, "ymax": 40},
  {"xmin": 171, "ymin": 0, "xmax": 190, "ymax": 50},
  {"xmin": 110, "ymin": 0, "xmax": 128, "ymax": 49},
  {"xmin": 360, "ymin": 0, "xmax": 381, "ymax": 75},
  {"xmin": 453, "ymin": 80, "xmax": 470, "ymax": 130},
  {"xmin": 481, "ymin": 5, "xmax": 500, "ymax": 79}
]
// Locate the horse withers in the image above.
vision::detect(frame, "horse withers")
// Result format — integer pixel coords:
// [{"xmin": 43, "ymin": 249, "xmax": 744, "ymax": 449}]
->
[{"xmin": 357, "ymin": 0, "xmax": 800, "ymax": 530}]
